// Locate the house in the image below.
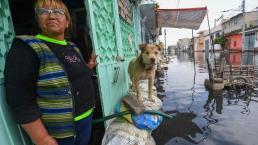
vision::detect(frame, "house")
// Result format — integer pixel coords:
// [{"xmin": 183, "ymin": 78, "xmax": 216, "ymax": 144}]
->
[
  {"xmin": 167, "ymin": 45, "xmax": 176, "ymax": 55},
  {"xmin": 177, "ymin": 38, "xmax": 191, "ymax": 52},
  {"xmin": 204, "ymin": 24, "xmax": 222, "ymax": 51},
  {"xmin": 188, "ymin": 37, "xmax": 197, "ymax": 53},
  {"xmin": 192, "ymin": 37, "xmax": 200, "ymax": 52},
  {"xmin": 222, "ymin": 11, "xmax": 258, "ymax": 51},
  {"xmin": 195, "ymin": 31, "xmax": 205, "ymax": 52},
  {"xmin": 0, "ymin": 0, "xmax": 153, "ymax": 144}
]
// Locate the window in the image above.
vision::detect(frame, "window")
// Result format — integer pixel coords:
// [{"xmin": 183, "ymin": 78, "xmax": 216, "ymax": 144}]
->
[
  {"xmin": 234, "ymin": 18, "xmax": 237, "ymax": 25},
  {"xmin": 215, "ymin": 33, "xmax": 220, "ymax": 38}
]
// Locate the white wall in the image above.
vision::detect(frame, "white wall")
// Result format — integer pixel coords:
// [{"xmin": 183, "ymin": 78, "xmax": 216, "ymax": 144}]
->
[
  {"xmin": 214, "ymin": 44, "xmax": 221, "ymax": 50},
  {"xmin": 204, "ymin": 34, "xmax": 222, "ymax": 51}
]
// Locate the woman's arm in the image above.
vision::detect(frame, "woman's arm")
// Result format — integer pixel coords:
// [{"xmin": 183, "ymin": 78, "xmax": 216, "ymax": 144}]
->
[
  {"xmin": 5, "ymin": 38, "xmax": 41, "ymax": 123},
  {"xmin": 4, "ymin": 38, "xmax": 57, "ymax": 145},
  {"xmin": 21, "ymin": 119, "xmax": 57, "ymax": 145}
]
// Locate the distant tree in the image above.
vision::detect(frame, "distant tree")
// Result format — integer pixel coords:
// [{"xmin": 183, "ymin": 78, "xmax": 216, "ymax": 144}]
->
[{"xmin": 214, "ymin": 36, "xmax": 224, "ymax": 45}]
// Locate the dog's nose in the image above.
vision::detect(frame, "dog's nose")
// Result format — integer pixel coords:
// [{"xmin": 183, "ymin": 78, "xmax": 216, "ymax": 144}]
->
[{"xmin": 150, "ymin": 58, "xmax": 155, "ymax": 62}]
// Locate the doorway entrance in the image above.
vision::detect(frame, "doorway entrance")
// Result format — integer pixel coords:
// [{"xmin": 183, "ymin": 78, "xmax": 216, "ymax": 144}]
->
[{"xmin": 8, "ymin": 0, "xmax": 104, "ymax": 144}]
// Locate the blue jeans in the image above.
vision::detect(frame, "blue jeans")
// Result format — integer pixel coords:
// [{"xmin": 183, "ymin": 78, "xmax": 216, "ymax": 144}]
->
[{"xmin": 56, "ymin": 114, "xmax": 93, "ymax": 145}]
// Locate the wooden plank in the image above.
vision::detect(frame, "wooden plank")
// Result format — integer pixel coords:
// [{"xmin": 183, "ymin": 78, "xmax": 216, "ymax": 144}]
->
[{"xmin": 122, "ymin": 93, "xmax": 145, "ymax": 115}]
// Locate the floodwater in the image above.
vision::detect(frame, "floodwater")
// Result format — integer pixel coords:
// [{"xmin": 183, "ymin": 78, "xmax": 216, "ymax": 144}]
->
[{"xmin": 153, "ymin": 52, "xmax": 258, "ymax": 145}]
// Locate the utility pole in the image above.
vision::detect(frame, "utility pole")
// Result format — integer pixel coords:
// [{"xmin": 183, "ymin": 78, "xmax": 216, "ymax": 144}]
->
[
  {"xmin": 241, "ymin": 0, "xmax": 245, "ymax": 51},
  {"xmin": 164, "ymin": 29, "xmax": 167, "ymax": 56}
]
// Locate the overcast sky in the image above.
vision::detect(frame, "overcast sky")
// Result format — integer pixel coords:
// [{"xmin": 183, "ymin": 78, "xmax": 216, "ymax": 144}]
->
[{"xmin": 156, "ymin": 0, "xmax": 258, "ymax": 46}]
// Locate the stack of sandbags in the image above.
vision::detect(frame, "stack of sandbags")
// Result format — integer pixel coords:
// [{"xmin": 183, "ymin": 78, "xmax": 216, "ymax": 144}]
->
[{"xmin": 102, "ymin": 80, "xmax": 163, "ymax": 145}]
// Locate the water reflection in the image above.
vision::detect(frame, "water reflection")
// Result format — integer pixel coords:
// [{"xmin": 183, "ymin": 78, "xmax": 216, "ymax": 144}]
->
[
  {"xmin": 223, "ymin": 88, "xmax": 252, "ymax": 115},
  {"xmin": 154, "ymin": 52, "xmax": 258, "ymax": 145},
  {"xmin": 153, "ymin": 112, "xmax": 204, "ymax": 145},
  {"xmin": 225, "ymin": 52, "xmax": 256, "ymax": 65},
  {"xmin": 195, "ymin": 52, "xmax": 205, "ymax": 65},
  {"xmin": 203, "ymin": 92, "xmax": 223, "ymax": 114}
]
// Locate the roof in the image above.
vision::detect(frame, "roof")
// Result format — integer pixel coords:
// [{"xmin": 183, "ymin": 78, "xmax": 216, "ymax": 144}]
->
[
  {"xmin": 203, "ymin": 24, "xmax": 222, "ymax": 36},
  {"xmin": 222, "ymin": 11, "xmax": 258, "ymax": 24}
]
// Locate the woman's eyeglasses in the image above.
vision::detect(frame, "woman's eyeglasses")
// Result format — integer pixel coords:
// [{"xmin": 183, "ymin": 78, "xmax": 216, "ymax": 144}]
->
[{"xmin": 35, "ymin": 8, "xmax": 65, "ymax": 17}]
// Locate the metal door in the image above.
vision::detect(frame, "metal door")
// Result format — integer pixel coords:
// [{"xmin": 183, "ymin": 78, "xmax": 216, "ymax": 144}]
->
[{"xmin": 84, "ymin": 0, "xmax": 139, "ymax": 123}]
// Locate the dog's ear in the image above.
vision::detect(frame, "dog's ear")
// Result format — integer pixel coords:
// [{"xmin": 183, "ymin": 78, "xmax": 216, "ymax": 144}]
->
[
  {"xmin": 139, "ymin": 44, "xmax": 147, "ymax": 51},
  {"xmin": 156, "ymin": 43, "xmax": 164, "ymax": 51},
  {"xmin": 156, "ymin": 42, "xmax": 165, "ymax": 51}
]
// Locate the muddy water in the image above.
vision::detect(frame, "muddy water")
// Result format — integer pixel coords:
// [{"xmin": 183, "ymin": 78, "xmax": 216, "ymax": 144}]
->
[{"xmin": 153, "ymin": 52, "xmax": 258, "ymax": 145}]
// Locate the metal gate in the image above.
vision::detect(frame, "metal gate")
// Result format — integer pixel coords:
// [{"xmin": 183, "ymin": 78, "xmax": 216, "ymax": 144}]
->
[{"xmin": 84, "ymin": 0, "xmax": 139, "ymax": 123}]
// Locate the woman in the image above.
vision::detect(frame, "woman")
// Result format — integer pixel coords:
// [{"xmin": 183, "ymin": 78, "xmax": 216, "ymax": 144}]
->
[{"xmin": 4, "ymin": 0, "xmax": 96, "ymax": 145}]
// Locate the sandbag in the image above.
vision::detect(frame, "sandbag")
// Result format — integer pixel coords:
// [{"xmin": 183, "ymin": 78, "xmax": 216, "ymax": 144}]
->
[
  {"xmin": 115, "ymin": 101, "xmax": 134, "ymax": 124},
  {"xmin": 101, "ymin": 121, "xmax": 150, "ymax": 145}
]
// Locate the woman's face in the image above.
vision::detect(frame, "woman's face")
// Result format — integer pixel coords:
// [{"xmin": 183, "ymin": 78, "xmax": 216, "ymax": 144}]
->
[{"xmin": 37, "ymin": 5, "xmax": 69, "ymax": 39}]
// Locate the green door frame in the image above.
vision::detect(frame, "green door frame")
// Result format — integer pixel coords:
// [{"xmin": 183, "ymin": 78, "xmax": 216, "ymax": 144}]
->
[{"xmin": 0, "ymin": 0, "xmax": 32, "ymax": 144}]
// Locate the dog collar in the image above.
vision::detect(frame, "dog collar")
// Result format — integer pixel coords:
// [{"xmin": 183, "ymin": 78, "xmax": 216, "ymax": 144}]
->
[
  {"xmin": 145, "ymin": 64, "xmax": 156, "ymax": 71},
  {"xmin": 140, "ymin": 55, "xmax": 156, "ymax": 71}
]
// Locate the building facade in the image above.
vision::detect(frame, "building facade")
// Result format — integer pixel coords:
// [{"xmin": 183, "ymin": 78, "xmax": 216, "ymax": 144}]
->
[
  {"xmin": 222, "ymin": 11, "xmax": 258, "ymax": 51},
  {"xmin": 196, "ymin": 31, "xmax": 205, "ymax": 52},
  {"xmin": 177, "ymin": 38, "xmax": 191, "ymax": 52},
  {"xmin": 167, "ymin": 45, "xmax": 176, "ymax": 55}
]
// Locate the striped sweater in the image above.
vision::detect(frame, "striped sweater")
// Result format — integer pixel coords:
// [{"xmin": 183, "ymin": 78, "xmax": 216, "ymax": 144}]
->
[{"xmin": 17, "ymin": 35, "xmax": 81, "ymax": 138}]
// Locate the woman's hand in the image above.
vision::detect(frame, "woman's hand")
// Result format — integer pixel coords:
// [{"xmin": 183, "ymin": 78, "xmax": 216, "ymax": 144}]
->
[
  {"xmin": 36, "ymin": 135, "xmax": 58, "ymax": 145},
  {"xmin": 87, "ymin": 53, "xmax": 98, "ymax": 69}
]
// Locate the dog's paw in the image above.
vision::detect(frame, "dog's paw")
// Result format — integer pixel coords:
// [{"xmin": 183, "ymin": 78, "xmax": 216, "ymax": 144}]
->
[
  {"xmin": 139, "ymin": 98, "xmax": 144, "ymax": 102},
  {"xmin": 137, "ymin": 96, "xmax": 144, "ymax": 102}
]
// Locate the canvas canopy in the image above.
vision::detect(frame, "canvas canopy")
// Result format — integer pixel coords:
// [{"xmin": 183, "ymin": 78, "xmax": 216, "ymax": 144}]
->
[{"xmin": 157, "ymin": 7, "xmax": 207, "ymax": 30}]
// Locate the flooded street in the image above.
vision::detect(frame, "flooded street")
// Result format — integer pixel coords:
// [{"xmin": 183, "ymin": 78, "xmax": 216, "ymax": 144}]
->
[{"xmin": 153, "ymin": 52, "xmax": 258, "ymax": 145}]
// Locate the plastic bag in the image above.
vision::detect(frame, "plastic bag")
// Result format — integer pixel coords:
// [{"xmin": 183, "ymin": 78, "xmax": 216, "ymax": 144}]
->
[{"xmin": 131, "ymin": 112, "xmax": 163, "ymax": 131}]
